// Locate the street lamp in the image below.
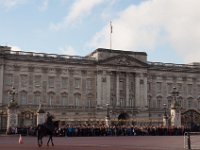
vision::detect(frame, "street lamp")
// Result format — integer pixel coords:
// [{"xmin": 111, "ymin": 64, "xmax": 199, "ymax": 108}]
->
[
  {"xmin": 106, "ymin": 104, "xmax": 110, "ymax": 118},
  {"xmin": 9, "ymin": 86, "xmax": 16, "ymax": 103}
]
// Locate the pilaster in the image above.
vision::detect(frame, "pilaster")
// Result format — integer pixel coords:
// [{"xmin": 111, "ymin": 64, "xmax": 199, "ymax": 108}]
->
[
  {"xmin": 116, "ymin": 72, "xmax": 119, "ymax": 106},
  {"xmin": 135, "ymin": 73, "xmax": 141, "ymax": 107},
  {"xmin": 106, "ymin": 71, "xmax": 111, "ymax": 105},
  {"xmin": 0, "ymin": 64, "xmax": 3, "ymax": 105},
  {"xmin": 96, "ymin": 70, "xmax": 102, "ymax": 106},
  {"xmin": 126, "ymin": 73, "xmax": 129, "ymax": 107}
]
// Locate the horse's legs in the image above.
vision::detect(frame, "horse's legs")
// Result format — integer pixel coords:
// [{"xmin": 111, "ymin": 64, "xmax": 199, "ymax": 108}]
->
[
  {"xmin": 38, "ymin": 135, "xmax": 42, "ymax": 147},
  {"xmin": 47, "ymin": 135, "xmax": 50, "ymax": 146},
  {"xmin": 47, "ymin": 134, "xmax": 54, "ymax": 146},
  {"xmin": 50, "ymin": 134, "xmax": 54, "ymax": 146}
]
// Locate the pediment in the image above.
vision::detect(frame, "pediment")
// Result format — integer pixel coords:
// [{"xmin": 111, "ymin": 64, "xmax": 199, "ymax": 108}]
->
[{"xmin": 98, "ymin": 55, "xmax": 148, "ymax": 67}]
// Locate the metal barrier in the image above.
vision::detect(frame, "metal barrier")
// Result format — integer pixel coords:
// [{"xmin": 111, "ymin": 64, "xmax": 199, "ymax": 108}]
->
[{"xmin": 184, "ymin": 132, "xmax": 200, "ymax": 149}]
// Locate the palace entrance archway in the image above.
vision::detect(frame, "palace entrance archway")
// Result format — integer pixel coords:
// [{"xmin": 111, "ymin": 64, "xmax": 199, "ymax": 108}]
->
[{"xmin": 118, "ymin": 112, "xmax": 130, "ymax": 125}]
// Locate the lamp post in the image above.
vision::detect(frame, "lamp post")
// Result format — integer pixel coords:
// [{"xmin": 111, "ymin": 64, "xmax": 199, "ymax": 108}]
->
[
  {"xmin": 163, "ymin": 104, "xmax": 168, "ymax": 127},
  {"xmin": 7, "ymin": 86, "xmax": 19, "ymax": 134},
  {"xmin": 145, "ymin": 104, "xmax": 151, "ymax": 126},
  {"xmin": 9, "ymin": 87, "xmax": 16, "ymax": 103},
  {"xmin": 170, "ymin": 87, "xmax": 181, "ymax": 127},
  {"xmin": 106, "ymin": 104, "xmax": 110, "ymax": 118},
  {"xmin": 105, "ymin": 104, "xmax": 110, "ymax": 127}
]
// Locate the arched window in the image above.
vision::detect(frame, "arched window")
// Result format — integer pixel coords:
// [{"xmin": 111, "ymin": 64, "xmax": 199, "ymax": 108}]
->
[
  {"xmin": 48, "ymin": 92, "xmax": 55, "ymax": 106},
  {"xmin": 167, "ymin": 96, "xmax": 173, "ymax": 108},
  {"xmin": 34, "ymin": 91, "xmax": 41, "ymax": 105},
  {"xmin": 156, "ymin": 96, "xmax": 162, "ymax": 108},
  {"xmin": 187, "ymin": 97, "xmax": 193, "ymax": 109},
  {"xmin": 86, "ymin": 94, "xmax": 93, "ymax": 108},
  {"xmin": 61, "ymin": 92, "xmax": 68, "ymax": 106},
  {"xmin": 147, "ymin": 95, "xmax": 152, "ymax": 108},
  {"xmin": 74, "ymin": 93, "xmax": 81, "ymax": 107},
  {"xmin": 177, "ymin": 96, "xmax": 183, "ymax": 108},
  {"xmin": 20, "ymin": 91, "xmax": 27, "ymax": 105}
]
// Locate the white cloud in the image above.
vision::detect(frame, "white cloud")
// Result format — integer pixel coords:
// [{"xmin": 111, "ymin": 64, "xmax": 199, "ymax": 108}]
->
[
  {"xmin": 50, "ymin": 0, "xmax": 104, "ymax": 30},
  {"xmin": 39, "ymin": 0, "xmax": 48, "ymax": 11},
  {"xmin": 89, "ymin": 0, "xmax": 200, "ymax": 63},
  {"xmin": 0, "ymin": 0, "xmax": 27, "ymax": 10},
  {"xmin": 59, "ymin": 45, "xmax": 77, "ymax": 55}
]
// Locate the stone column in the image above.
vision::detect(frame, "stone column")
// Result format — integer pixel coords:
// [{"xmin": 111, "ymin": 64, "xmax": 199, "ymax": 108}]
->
[
  {"xmin": 6, "ymin": 87, "xmax": 19, "ymax": 134},
  {"xmin": 135, "ymin": 73, "xmax": 141, "ymax": 107},
  {"xmin": 7, "ymin": 104, "xmax": 19, "ymax": 134},
  {"xmin": 142, "ymin": 73, "xmax": 148, "ymax": 108},
  {"xmin": 0, "ymin": 64, "xmax": 3, "ymax": 105},
  {"xmin": 170, "ymin": 105, "xmax": 181, "ymax": 127},
  {"xmin": 126, "ymin": 73, "xmax": 129, "ymax": 107},
  {"xmin": 106, "ymin": 71, "xmax": 111, "ymax": 105},
  {"xmin": 116, "ymin": 72, "xmax": 120, "ymax": 106},
  {"xmin": 96, "ymin": 70, "xmax": 102, "ymax": 106}
]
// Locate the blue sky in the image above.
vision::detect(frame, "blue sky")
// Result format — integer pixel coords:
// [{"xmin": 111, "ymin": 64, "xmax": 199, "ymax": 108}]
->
[{"xmin": 1, "ymin": 0, "xmax": 200, "ymax": 64}]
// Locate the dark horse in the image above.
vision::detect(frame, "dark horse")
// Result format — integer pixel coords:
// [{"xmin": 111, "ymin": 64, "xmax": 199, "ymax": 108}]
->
[{"xmin": 37, "ymin": 115, "xmax": 55, "ymax": 147}]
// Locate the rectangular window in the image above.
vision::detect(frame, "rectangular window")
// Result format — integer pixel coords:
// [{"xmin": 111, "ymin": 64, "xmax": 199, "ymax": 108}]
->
[
  {"xmin": 48, "ymin": 76, "xmax": 55, "ymax": 88},
  {"xmin": 167, "ymin": 83, "xmax": 173, "ymax": 94},
  {"xmin": 177, "ymin": 83, "xmax": 182, "ymax": 92},
  {"xmin": 156, "ymin": 82, "xmax": 162, "ymax": 93},
  {"xmin": 20, "ymin": 92, "xmax": 27, "ymax": 105},
  {"xmin": 34, "ymin": 92, "xmax": 41, "ymax": 105},
  {"xmin": 62, "ymin": 94, "xmax": 68, "ymax": 106},
  {"xmin": 157, "ymin": 100, "xmax": 161, "ymax": 108},
  {"xmin": 74, "ymin": 78, "xmax": 81, "ymax": 89},
  {"xmin": 5, "ymin": 74, "xmax": 13, "ymax": 86},
  {"xmin": 35, "ymin": 75, "xmax": 41, "ymax": 87},
  {"xmin": 75, "ymin": 94, "xmax": 80, "ymax": 106},
  {"xmin": 86, "ymin": 78, "xmax": 92, "ymax": 90},
  {"xmin": 61, "ymin": 77, "xmax": 68, "ymax": 89}
]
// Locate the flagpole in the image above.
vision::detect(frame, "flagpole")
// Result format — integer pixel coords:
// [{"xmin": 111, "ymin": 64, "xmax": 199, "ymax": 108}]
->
[{"xmin": 110, "ymin": 21, "xmax": 112, "ymax": 50}]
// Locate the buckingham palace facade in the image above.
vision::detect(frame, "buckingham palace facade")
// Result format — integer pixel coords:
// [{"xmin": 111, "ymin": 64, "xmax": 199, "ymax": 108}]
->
[{"xmin": 1, "ymin": 45, "xmax": 200, "ymax": 129}]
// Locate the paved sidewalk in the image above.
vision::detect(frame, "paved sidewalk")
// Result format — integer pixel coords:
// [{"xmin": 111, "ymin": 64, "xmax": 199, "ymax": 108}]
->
[{"xmin": 0, "ymin": 136, "xmax": 186, "ymax": 150}]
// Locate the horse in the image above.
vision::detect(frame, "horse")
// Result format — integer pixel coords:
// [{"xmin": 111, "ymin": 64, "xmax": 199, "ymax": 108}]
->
[{"xmin": 37, "ymin": 115, "xmax": 55, "ymax": 147}]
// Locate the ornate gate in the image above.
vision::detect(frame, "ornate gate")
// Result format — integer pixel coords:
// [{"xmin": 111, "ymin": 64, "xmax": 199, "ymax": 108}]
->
[
  {"xmin": 0, "ymin": 111, "xmax": 7, "ymax": 133},
  {"xmin": 18, "ymin": 111, "xmax": 37, "ymax": 127},
  {"xmin": 181, "ymin": 109, "xmax": 200, "ymax": 129}
]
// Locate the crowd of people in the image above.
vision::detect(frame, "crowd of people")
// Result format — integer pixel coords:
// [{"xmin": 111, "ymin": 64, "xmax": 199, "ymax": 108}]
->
[
  {"xmin": 7, "ymin": 124, "xmax": 195, "ymax": 137},
  {"xmin": 56, "ymin": 124, "xmax": 191, "ymax": 137}
]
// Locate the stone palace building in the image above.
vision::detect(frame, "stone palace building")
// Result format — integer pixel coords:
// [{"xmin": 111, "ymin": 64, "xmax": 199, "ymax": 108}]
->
[{"xmin": 0, "ymin": 45, "xmax": 200, "ymax": 130}]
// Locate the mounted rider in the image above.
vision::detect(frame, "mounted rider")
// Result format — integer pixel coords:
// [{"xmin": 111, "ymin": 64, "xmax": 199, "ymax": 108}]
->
[{"xmin": 45, "ymin": 112, "xmax": 54, "ymax": 131}]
